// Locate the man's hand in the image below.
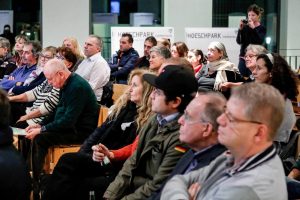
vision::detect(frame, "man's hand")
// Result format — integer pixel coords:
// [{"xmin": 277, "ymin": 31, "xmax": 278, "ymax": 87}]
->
[
  {"xmin": 188, "ymin": 182, "xmax": 201, "ymax": 200},
  {"xmin": 25, "ymin": 124, "xmax": 41, "ymax": 132},
  {"xmin": 25, "ymin": 127, "xmax": 41, "ymax": 140}
]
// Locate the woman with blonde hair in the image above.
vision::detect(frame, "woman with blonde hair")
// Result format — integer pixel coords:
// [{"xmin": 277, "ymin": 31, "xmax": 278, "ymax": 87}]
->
[
  {"xmin": 62, "ymin": 36, "xmax": 84, "ymax": 68},
  {"xmin": 43, "ymin": 68, "xmax": 155, "ymax": 199}
]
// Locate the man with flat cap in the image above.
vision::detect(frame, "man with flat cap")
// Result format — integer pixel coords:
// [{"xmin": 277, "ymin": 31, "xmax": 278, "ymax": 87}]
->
[{"xmin": 103, "ymin": 65, "xmax": 198, "ymax": 200}]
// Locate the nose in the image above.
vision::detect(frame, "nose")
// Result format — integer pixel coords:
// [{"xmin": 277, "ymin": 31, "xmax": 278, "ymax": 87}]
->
[
  {"xmin": 216, "ymin": 113, "xmax": 226, "ymax": 127},
  {"xmin": 178, "ymin": 115, "xmax": 184, "ymax": 125}
]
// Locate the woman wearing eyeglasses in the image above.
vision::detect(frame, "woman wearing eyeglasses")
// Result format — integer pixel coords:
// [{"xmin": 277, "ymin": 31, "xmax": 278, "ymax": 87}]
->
[{"xmin": 252, "ymin": 53, "xmax": 299, "ymax": 145}]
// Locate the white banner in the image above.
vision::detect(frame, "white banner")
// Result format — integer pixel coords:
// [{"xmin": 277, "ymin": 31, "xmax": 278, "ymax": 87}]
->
[
  {"xmin": 185, "ymin": 28, "xmax": 240, "ymax": 66},
  {"xmin": 111, "ymin": 27, "xmax": 174, "ymax": 57}
]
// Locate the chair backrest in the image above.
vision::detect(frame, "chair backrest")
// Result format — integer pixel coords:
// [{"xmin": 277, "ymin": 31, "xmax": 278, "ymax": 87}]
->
[
  {"xmin": 98, "ymin": 106, "xmax": 109, "ymax": 126},
  {"xmin": 112, "ymin": 84, "xmax": 129, "ymax": 102}
]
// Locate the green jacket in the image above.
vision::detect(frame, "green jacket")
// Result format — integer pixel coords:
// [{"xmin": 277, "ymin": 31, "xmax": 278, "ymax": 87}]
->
[{"xmin": 103, "ymin": 114, "xmax": 187, "ymax": 200}]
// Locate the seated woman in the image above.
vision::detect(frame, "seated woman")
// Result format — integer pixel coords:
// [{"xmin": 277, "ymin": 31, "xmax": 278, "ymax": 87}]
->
[
  {"xmin": 62, "ymin": 36, "xmax": 85, "ymax": 71},
  {"xmin": 196, "ymin": 41, "xmax": 243, "ymax": 98},
  {"xmin": 187, "ymin": 49, "xmax": 206, "ymax": 74},
  {"xmin": 171, "ymin": 41, "xmax": 189, "ymax": 58},
  {"xmin": 149, "ymin": 46, "xmax": 171, "ymax": 73},
  {"xmin": 252, "ymin": 53, "xmax": 298, "ymax": 145},
  {"xmin": 42, "ymin": 68, "xmax": 154, "ymax": 200}
]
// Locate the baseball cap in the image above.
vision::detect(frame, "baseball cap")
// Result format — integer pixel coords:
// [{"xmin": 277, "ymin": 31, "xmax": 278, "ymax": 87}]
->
[{"xmin": 143, "ymin": 65, "xmax": 198, "ymax": 98}]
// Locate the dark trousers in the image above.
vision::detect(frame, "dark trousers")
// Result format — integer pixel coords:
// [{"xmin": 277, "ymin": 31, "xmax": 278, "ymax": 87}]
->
[
  {"xmin": 31, "ymin": 130, "xmax": 85, "ymax": 181},
  {"xmin": 9, "ymin": 102, "xmax": 27, "ymax": 125},
  {"xmin": 238, "ymin": 57, "xmax": 252, "ymax": 78},
  {"xmin": 42, "ymin": 152, "xmax": 117, "ymax": 200}
]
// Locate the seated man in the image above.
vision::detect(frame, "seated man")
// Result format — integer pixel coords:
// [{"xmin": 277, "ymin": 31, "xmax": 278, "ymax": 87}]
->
[
  {"xmin": 24, "ymin": 59, "xmax": 99, "ymax": 195},
  {"xmin": 148, "ymin": 91, "xmax": 227, "ymax": 200},
  {"xmin": 109, "ymin": 33, "xmax": 139, "ymax": 84},
  {"xmin": 0, "ymin": 40, "xmax": 41, "ymax": 91},
  {"xmin": 134, "ymin": 36, "xmax": 157, "ymax": 69},
  {"xmin": 103, "ymin": 65, "xmax": 198, "ymax": 199},
  {"xmin": 161, "ymin": 83, "xmax": 288, "ymax": 200},
  {"xmin": 0, "ymin": 89, "xmax": 31, "ymax": 200},
  {"xmin": 75, "ymin": 35, "xmax": 110, "ymax": 102}
]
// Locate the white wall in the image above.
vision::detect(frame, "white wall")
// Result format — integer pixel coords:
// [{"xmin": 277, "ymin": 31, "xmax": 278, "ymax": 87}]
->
[
  {"xmin": 280, "ymin": 0, "xmax": 300, "ymax": 57},
  {"xmin": 163, "ymin": 0, "xmax": 212, "ymax": 41},
  {"xmin": 42, "ymin": 0, "xmax": 90, "ymax": 48}
]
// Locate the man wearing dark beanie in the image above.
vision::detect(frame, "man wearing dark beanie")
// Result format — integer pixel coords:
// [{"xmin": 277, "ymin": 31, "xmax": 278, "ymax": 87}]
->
[{"xmin": 0, "ymin": 89, "xmax": 31, "ymax": 200}]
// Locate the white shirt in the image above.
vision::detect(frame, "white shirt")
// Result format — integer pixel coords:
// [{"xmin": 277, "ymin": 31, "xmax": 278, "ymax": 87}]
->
[{"xmin": 75, "ymin": 52, "xmax": 110, "ymax": 101}]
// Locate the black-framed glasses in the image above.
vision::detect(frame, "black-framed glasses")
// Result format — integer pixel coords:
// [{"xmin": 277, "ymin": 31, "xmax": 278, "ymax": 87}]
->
[
  {"xmin": 223, "ymin": 109, "xmax": 262, "ymax": 125},
  {"xmin": 244, "ymin": 54, "xmax": 257, "ymax": 59}
]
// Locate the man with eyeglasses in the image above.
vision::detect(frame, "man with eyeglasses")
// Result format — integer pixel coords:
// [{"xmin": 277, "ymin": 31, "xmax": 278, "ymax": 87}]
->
[
  {"xmin": 162, "ymin": 83, "xmax": 288, "ymax": 200},
  {"xmin": 103, "ymin": 65, "xmax": 197, "ymax": 200},
  {"xmin": 148, "ymin": 91, "xmax": 227, "ymax": 200},
  {"xmin": 25, "ymin": 58, "xmax": 99, "ymax": 199}
]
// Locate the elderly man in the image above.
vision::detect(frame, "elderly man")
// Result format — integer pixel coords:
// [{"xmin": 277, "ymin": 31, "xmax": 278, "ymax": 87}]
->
[
  {"xmin": 75, "ymin": 35, "xmax": 110, "ymax": 102},
  {"xmin": 162, "ymin": 83, "xmax": 288, "ymax": 200},
  {"xmin": 134, "ymin": 36, "xmax": 157, "ymax": 69},
  {"xmin": 0, "ymin": 40, "xmax": 41, "ymax": 91},
  {"xmin": 148, "ymin": 91, "xmax": 227, "ymax": 200},
  {"xmin": 109, "ymin": 33, "xmax": 139, "ymax": 83},
  {"xmin": 25, "ymin": 59, "xmax": 99, "ymax": 197}
]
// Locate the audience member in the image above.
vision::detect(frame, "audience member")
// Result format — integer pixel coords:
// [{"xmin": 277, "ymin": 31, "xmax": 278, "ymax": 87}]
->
[
  {"xmin": 43, "ymin": 69, "xmax": 154, "ymax": 200},
  {"xmin": 109, "ymin": 33, "xmax": 139, "ymax": 84},
  {"xmin": 149, "ymin": 91, "xmax": 227, "ymax": 200},
  {"xmin": 236, "ymin": 4, "xmax": 266, "ymax": 77},
  {"xmin": 13, "ymin": 34, "xmax": 29, "ymax": 67},
  {"xmin": 0, "ymin": 40, "xmax": 41, "ymax": 91},
  {"xmin": 158, "ymin": 57, "xmax": 193, "ymax": 74},
  {"xmin": 196, "ymin": 41, "xmax": 243, "ymax": 98},
  {"xmin": 0, "ymin": 24, "xmax": 14, "ymax": 48},
  {"xmin": 135, "ymin": 36, "xmax": 157, "ymax": 69},
  {"xmin": 25, "ymin": 59, "xmax": 99, "ymax": 198},
  {"xmin": 161, "ymin": 83, "xmax": 287, "ymax": 200},
  {"xmin": 287, "ymin": 158, "xmax": 300, "ymax": 199},
  {"xmin": 0, "ymin": 89, "xmax": 31, "ymax": 200},
  {"xmin": 56, "ymin": 46, "xmax": 78, "ymax": 72},
  {"xmin": 252, "ymin": 53, "xmax": 299, "ymax": 145},
  {"xmin": 187, "ymin": 49, "xmax": 206, "ymax": 74},
  {"xmin": 75, "ymin": 35, "xmax": 110, "ymax": 102},
  {"xmin": 103, "ymin": 65, "xmax": 198, "ymax": 199},
  {"xmin": 0, "ymin": 37, "xmax": 17, "ymax": 79},
  {"xmin": 171, "ymin": 41, "xmax": 189, "ymax": 58},
  {"xmin": 157, "ymin": 38, "xmax": 171, "ymax": 49},
  {"xmin": 149, "ymin": 45, "xmax": 171, "ymax": 72},
  {"xmin": 62, "ymin": 36, "xmax": 84, "ymax": 70}
]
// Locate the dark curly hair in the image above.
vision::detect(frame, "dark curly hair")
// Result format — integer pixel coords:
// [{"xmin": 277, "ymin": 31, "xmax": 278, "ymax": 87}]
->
[{"xmin": 256, "ymin": 53, "xmax": 299, "ymax": 100}]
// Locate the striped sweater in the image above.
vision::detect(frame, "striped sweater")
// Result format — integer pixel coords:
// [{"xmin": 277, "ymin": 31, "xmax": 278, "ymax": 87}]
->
[{"xmin": 24, "ymin": 80, "xmax": 60, "ymax": 125}]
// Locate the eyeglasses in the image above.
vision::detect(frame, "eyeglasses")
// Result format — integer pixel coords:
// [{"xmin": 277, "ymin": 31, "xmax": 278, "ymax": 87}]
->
[
  {"xmin": 182, "ymin": 110, "xmax": 208, "ymax": 125},
  {"xmin": 223, "ymin": 109, "xmax": 262, "ymax": 125},
  {"xmin": 244, "ymin": 54, "xmax": 257, "ymax": 59},
  {"xmin": 40, "ymin": 54, "xmax": 54, "ymax": 60},
  {"xmin": 55, "ymin": 54, "xmax": 65, "ymax": 60}
]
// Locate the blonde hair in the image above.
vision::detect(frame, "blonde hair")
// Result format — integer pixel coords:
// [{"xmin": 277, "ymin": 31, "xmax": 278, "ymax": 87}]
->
[
  {"xmin": 109, "ymin": 69, "xmax": 154, "ymax": 130},
  {"xmin": 62, "ymin": 37, "xmax": 84, "ymax": 59}
]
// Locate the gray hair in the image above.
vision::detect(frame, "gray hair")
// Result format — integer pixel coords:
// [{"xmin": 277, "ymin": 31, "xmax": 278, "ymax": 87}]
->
[
  {"xmin": 150, "ymin": 46, "xmax": 171, "ymax": 59},
  {"xmin": 89, "ymin": 34, "xmax": 103, "ymax": 50},
  {"xmin": 246, "ymin": 44, "xmax": 268, "ymax": 55},
  {"xmin": 198, "ymin": 91, "xmax": 226, "ymax": 131},
  {"xmin": 44, "ymin": 58, "xmax": 68, "ymax": 75},
  {"xmin": 0, "ymin": 37, "xmax": 10, "ymax": 50},
  {"xmin": 208, "ymin": 41, "xmax": 228, "ymax": 60},
  {"xmin": 24, "ymin": 41, "xmax": 42, "ymax": 58},
  {"xmin": 231, "ymin": 83, "xmax": 285, "ymax": 140}
]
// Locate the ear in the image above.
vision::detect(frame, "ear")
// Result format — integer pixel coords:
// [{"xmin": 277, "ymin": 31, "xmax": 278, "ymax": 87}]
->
[
  {"xmin": 170, "ymin": 97, "xmax": 182, "ymax": 109},
  {"xmin": 202, "ymin": 123, "xmax": 213, "ymax": 138},
  {"xmin": 254, "ymin": 124, "xmax": 269, "ymax": 143}
]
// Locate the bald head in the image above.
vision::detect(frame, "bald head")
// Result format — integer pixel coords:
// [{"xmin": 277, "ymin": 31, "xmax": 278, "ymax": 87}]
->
[{"xmin": 44, "ymin": 58, "xmax": 71, "ymax": 88}]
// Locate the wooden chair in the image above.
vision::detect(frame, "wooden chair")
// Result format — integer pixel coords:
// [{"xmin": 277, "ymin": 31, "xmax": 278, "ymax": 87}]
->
[
  {"xmin": 112, "ymin": 84, "xmax": 129, "ymax": 102},
  {"xmin": 98, "ymin": 106, "xmax": 109, "ymax": 126}
]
